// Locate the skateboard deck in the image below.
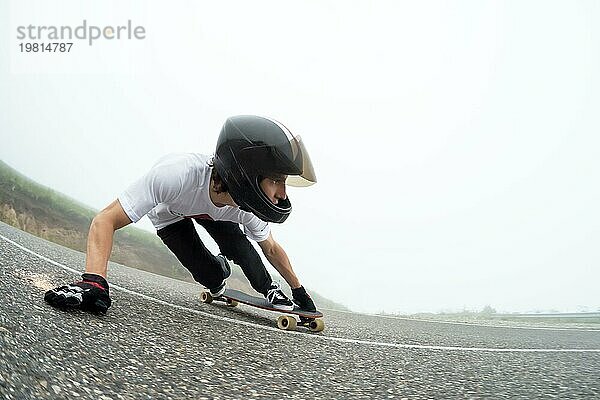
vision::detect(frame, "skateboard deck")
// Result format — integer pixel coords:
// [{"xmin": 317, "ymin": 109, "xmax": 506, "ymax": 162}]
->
[{"xmin": 200, "ymin": 288, "xmax": 325, "ymax": 332}]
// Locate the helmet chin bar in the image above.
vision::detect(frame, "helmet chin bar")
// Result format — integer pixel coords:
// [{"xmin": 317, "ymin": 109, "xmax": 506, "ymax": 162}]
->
[
  {"xmin": 254, "ymin": 175, "xmax": 292, "ymax": 222},
  {"xmin": 228, "ymin": 179, "xmax": 292, "ymax": 223},
  {"xmin": 238, "ymin": 198, "xmax": 292, "ymax": 223}
]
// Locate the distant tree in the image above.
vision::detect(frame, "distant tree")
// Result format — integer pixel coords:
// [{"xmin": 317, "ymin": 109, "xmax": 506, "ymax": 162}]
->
[{"xmin": 480, "ymin": 305, "xmax": 496, "ymax": 315}]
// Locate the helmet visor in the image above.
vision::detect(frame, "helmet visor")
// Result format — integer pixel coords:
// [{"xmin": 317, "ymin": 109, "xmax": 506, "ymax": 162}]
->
[{"xmin": 284, "ymin": 135, "xmax": 317, "ymax": 187}]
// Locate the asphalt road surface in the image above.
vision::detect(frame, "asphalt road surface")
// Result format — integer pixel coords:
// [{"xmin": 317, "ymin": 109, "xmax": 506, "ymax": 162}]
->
[{"xmin": 1, "ymin": 222, "xmax": 599, "ymax": 399}]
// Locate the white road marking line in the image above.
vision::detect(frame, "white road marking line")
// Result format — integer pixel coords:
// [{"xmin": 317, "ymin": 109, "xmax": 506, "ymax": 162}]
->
[
  {"xmin": 324, "ymin": 308, "xmax": 600, "ymax": 332},
  {"xmin": 2, "ymin": 233, "xmax": 600, "ymax": 354}
]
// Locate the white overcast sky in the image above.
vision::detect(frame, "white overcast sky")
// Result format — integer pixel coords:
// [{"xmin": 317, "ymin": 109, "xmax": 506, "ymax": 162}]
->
[{"xmin": 2, "ymin": 0, "xmax": 599, "ymax": 313}]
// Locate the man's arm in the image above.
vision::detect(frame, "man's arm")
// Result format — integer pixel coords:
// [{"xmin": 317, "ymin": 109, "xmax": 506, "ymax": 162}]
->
[
  {"xmin": 257, "ymin": 232, "xmax": 301, "ymax": 289},
  {"xmin": 85, "ymin": 199, "xmax": 132, "ymax": 278},
  {"xmin": 44, "ymin": 199, "xmax": 132, "ymax": 313},
  {"xmin": 257, "ymin": 232, "xmax": 317, "ymax": 311}
]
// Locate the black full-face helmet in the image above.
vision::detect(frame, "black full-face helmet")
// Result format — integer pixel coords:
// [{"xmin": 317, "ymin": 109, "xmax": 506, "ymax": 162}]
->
[{"xmin": 213, "ymin": 115, "xmax": 316, "ymax": 223}]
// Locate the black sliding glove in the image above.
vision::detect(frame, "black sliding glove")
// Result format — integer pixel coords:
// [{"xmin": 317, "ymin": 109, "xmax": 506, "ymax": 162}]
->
[
  {"xmin": 292, "ymin": 286, "xmax": 316, "ymax": 312},
  {"xmin": 44, "ymin": 273, "xmax": 112, "ymax": 314}
]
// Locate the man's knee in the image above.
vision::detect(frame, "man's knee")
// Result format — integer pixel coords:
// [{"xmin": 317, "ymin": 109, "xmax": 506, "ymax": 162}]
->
[{"xmin": 187, "ymin": 257, "xmax": 222, "ymax": 287}]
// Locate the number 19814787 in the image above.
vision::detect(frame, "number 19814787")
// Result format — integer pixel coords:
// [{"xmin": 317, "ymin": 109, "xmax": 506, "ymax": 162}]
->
[{"xmin": 19, "ymin": 43, "xmax": 73, "ymax": 52}]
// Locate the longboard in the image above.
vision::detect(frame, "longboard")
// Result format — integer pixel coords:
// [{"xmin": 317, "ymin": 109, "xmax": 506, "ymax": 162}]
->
[{"xmin": 200, "ymin": 288, "xmax": 325, "ymax": 332}]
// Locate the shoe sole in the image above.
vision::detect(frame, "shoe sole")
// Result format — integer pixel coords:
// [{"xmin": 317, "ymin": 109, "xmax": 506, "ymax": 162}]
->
[
  {"xmin": 270, "ymin": 304, "xmax": 295, "ymax": 311},
  {"xmin": 210, "ymin": 283, "xmax": 226, "ymax": 298}
]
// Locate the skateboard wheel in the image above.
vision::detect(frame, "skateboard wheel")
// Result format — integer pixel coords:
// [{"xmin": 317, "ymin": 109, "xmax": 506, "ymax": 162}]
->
[
  {"xmin": 200, "ymin": 292, "xmax": 213, "ymax": 304},
  {"xmin": 308, "ymin": 318, "xmax": 325, "ymax": 332},
  {"xmin": 277, "ymin": 315, "xmax": 297, "ymax": 331},
  {"xmin": 226, "ymin": 299, "xmax": 238, "ymax": 307}
]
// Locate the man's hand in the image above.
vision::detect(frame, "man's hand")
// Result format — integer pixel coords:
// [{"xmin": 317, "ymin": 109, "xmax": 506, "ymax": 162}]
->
[
  {"xmin": 44, "ymin": 273, "xmax": 112, "ymax": 314},
  {"xmin": 292, "ymin": 286, "xmax": 316, "ymax": 312}
]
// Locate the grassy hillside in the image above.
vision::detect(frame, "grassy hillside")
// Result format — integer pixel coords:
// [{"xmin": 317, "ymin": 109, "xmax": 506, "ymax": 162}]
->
[
  {"xmin": 0, "ymin": 160, "xmax": 347, "ymax": 311},
  {"xmin": 0, "ymin": 160, "xmax": 192, "ymax": 281}
]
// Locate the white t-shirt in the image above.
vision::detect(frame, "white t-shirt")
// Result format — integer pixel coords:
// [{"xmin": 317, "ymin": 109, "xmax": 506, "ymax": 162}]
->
[{"xmin": 118, "ymin": 153, "xmax": 271, "ymax": 242}]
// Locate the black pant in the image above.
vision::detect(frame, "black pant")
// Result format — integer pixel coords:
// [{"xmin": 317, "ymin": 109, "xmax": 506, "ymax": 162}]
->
[{"xmin": 157, "ymin": 218, "xmax": 272, "ymax": 295}]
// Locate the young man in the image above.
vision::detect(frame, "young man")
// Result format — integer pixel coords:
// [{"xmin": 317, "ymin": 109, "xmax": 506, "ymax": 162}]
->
[{"xmin": 44, "ymin": 115, "xmax": 317, "ymax": 314}]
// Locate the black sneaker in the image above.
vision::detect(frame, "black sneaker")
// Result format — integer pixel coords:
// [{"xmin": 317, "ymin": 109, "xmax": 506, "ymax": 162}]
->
[
  {"xmin": 266, "ymin": 282, "xmax": 294, "ymax": 311},
  {"xmin": 209, "ymin": 255, "xmax": 232, "ymax": 297}
]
